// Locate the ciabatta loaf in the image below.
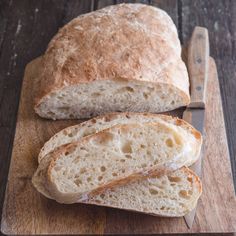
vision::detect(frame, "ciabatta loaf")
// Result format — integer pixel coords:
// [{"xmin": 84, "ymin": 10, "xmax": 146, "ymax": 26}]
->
[
  {"xmin": 34, "ymin": 4, "xmax": 190, "ymax": 119},
  {"xmin": 33, "ymin": 121, "xmax": 200, "ymax": 203},
  {"xmin": 38, "ymin": 113, "xmax": 202, "ymax": 165}
]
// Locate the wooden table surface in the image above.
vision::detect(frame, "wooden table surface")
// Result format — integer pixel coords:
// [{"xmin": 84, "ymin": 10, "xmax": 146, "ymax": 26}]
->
[{"xmin": 0, "ymin": 0, "xmax": 235, "ymax": 233}]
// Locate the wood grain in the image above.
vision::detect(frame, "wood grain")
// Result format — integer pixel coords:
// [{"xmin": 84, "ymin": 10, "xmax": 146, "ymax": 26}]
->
[
  {"xmin": 1, "ymin": 53, "xmax": 235, "ymax": 234},
  {"xmin": 180, "ymin": 0, "xmax": 236, "ymax": 191},
  {"xmin": 0, "ymin": 0, "xmax": 92, "ymax": 222},
  {"xmin": 187, "ymin": 27, "xmax": 209, "ymax": 108}
]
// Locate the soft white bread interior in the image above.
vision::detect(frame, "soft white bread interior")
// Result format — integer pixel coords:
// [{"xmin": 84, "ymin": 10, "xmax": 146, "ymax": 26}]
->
[
  {"xmin": 33, "ymin": 113, "xmax": 202, "ymax": 205},
  {"xmin": 34, "ymin": 4, "xmax": 190, "ymax": 119},
  {"xmin": 38, "ymin": 112, "xmax": 202, "ymax": 165},
  {"xmin": 32, "ymin": 165, "xmax": 202, "ymax": 216},
  {"xmin": 86, "ymin": 166, "xmax": 202, "ymax": 217},
  {"xmin": 33, "ymin": 120, "xmax": 200, "ymax": 203}
]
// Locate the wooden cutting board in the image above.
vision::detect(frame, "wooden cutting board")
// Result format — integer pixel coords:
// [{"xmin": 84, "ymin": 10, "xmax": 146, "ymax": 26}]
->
[{"xmin": 1, "ymin": 53, "xmax": 236, "ymax": 234}]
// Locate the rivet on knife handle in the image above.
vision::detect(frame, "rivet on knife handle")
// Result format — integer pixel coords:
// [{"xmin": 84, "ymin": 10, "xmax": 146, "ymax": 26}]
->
[{"xmin": 188, "ymin": 26, "xmax": 209, "ymax": 108}]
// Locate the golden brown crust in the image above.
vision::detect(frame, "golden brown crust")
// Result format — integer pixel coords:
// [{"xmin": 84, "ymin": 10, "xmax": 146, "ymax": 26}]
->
[{"xmin": 34, "ymin": 4, "xmax": 189, "ymax": 108}]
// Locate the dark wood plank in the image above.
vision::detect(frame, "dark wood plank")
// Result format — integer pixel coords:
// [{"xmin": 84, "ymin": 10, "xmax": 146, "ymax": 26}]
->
[
  {"xmin": 96, "ymin": 0, "xmax": 116, "ymax": 10},
  {"xmin": 181, "ymin": 0, "xmax": 236, "ymax": 191},
  {"xmin": 0, "ymin": 0, "xmax": 92, "ymax": 226},
  {"xmin": 151, "ymin": 0, "xmax": 178, "ymax": 28}
]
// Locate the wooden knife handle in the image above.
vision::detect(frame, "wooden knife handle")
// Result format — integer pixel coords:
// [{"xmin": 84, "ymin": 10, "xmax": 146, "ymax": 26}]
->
[{"xmin": 188, "ymin": 26, "xmax": 209, "ymax": 108}]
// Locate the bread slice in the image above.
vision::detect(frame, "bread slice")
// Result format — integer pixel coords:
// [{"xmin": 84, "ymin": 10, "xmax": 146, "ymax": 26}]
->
[
  {"xmin": 34, "ymin": 4, "xmax": 190, "ymax": 119},
  {"xmin": 38, "ymin": 112, "xmax": 202, "ymax": 165},
  {"xmin": 86, "ymin": 166, "xmax": 202, "ymax": 217},
  {"xmin": 33, "ymin": 121, "xmax": 200, "ymax": 203},
  {"xmin": 33, "ymin": 113, "xmax": 202, "ymax": 203},
  {"xmin": 32, "ymin": 166, "xmax": 202, "ymax": 216}
]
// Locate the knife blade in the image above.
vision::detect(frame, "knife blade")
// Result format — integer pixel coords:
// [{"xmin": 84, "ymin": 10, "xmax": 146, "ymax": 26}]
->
[{"xmin": 183, "ymin": 26, "xmax": 209, "ymax": 229}]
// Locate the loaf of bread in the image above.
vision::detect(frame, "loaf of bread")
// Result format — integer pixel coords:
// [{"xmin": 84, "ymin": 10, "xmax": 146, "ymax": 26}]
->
[
  {"xmin": 33, "ymin": 118, "xmax": 201, "ymax": 203},
  {"xmin": 34, "ymin": 4, "xmax": 190, "ymax": 119},
  {"xmin": 33, "ymin": 166, "xmax": 202, "ymax": 217}
]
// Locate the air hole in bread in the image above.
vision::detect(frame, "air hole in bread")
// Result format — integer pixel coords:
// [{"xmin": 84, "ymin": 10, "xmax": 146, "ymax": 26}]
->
[
  {"xmin": 125, "ymin": 86, "xmax": 134, "ymax": 92},
  {"xmin": 160, "ymin": 206, "xmax": 165, "ymax": 210},
  {"xmin": 141, "ymin": 163, "xmax": 147, "ymax": 168},
  {"xmin": 87, "ymin": 177, "xmax": 92, "ymax": 182},
  {"xmin": 69, "ymin": 114, "xmax": 74, "ymax": 119},
  {"xmin": 165, "ymin": 138, "xmax": 174, "ymax": 148},
  {"xmin": 187, "ymin": 177, "xmax": 193, "ymax": 183},
  {"xmin": 112, "ymin": 172, "xmax": 118, "ymax": 176},
  {"xmin": 74, "ymin": 179, "xmax": 82, "ymax": 186},
  {"xmin": 149, "ymin": 188, "xmax": 159, "ymax": 195},
  {"xmin": 125, "ymin": 154, "xmax": 132, "ymax": 159},
  {"xmin": 154, "ymin": 160, "xmax": 159, "ymax": 165},
  {"xmin": 121, "ymin": 141, "xmax": 132, "ymax": 153},
  {"xmin": 100, "ymin": 166, "xmax": 106, "ymax": 172},
  {"xmin": 125, "ymin": 114, "xmax": 131, "ymax": 119},
  {"xmin": 143, "ymin": 92, "xmax": 149, "ymax": 99},
  {"xmin": 120, "ymin": 159, "xmax": 126, "ymax": 162},
  {"xmin": 122, "ymin": 169, "xmax": 125, "ymax": 173},
  {"xmin": 140, "ymin": 144, "xmax": 146, "ymax": 149},
  {"xmin": 91, "ymin": 118, "xmax": 96, "ymax": 123},
  {"xmin": 171, "ymin": 100, "xmax": 175, "ymax": 105},
  {"xmin": 98, "ymin": 176, "xmax": 103, "ymax": 181},
  {"xmin": 168, "ymin": 176, "xmax": 181, "ymax": 182},
  {"xmin": 100, "ymin": 194, "xmax": 105, "ymax": 199},
  {"xmin": 68, "ymin": 133, "xmax": 73, "ymax": 137},
  {"xmin": 92, "ymin": 92, "xmax": 101, "ymax": 97},
  {"xmin": 179, "ymin": 190, "xmax": 190, "ymax": 199},
  {"xmin": 65, "ymin": 151, "xmax": 69, "ymax": 156}
]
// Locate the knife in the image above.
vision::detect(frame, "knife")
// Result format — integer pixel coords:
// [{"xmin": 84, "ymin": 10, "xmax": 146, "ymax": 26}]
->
[{"xmin": 183, "ymin": 26, "xmax": 209, "ymax": 228}]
